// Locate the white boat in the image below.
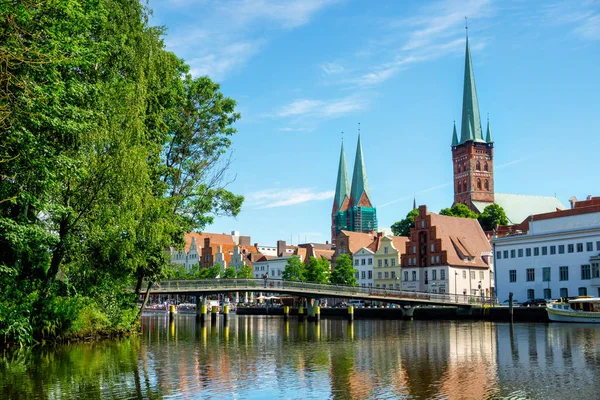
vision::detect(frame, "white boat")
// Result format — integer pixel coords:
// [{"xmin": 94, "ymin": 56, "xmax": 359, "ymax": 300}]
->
[{"xmin": 546, "ymin": 297, "xmax": 600, "ymax": 323}]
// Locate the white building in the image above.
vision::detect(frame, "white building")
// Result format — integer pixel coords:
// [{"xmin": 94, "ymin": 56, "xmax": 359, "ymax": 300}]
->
[
  {"xmin": 252, "ymin": 254, "xmax": 304, "ymax": 280},
  {"xmin": 352, "ymin": 247, "xmax": 374, "ymax": 289},
  {"xmin": 494, "ymin": 202, "xmax": 600, "ymax": 302}
]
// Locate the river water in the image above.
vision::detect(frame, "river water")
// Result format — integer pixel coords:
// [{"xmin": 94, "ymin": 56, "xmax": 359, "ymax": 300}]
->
[{"xmin": 2, "ymin": 314, "xmax": 600, "ymax": 399}]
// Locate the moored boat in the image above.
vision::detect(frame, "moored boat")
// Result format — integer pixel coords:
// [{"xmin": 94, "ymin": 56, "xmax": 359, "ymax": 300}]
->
[{"xmin": 546, "ymin": 297, "xmax": 600, "ymax": 323}]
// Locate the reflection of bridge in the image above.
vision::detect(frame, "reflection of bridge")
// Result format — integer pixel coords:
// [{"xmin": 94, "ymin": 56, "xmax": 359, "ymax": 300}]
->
[{"xmin": 146, "ymin": 279, "xmax": 488, "ymax": 307}]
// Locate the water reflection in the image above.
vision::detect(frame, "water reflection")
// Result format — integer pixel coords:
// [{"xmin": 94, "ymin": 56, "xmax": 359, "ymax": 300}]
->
[{"xmin": 2, "ymin": 315, "xmax": 600, "ymax": 399}]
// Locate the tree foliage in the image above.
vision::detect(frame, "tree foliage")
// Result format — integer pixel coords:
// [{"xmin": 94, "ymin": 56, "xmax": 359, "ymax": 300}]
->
[
  {"xmin": 478, "ymin": 204, "xmax": 509, "ymax": 231},
  {"xmin": 0, "ymin": 0, "xmax": 243, "ymax": 346},
  {"xmin": 282, "ymin": 256, "xmax": 305, "ymax": 282},
  {"xmin": 236, "ymin": 266, "xmax": 253, "ymax": 279},
  {"xmin": 439, "ymin": 203, "xmax": 478, "ymax": 219},
  {"xmin": 222, "ymin": 267, "xmax": 237, "ymax": 279},
  {"xmin": 305, "ymin": 257, "xmax": 331, "ymax": 284},
  {"xmin": 391, "ymin": 209, "xmax": 419, "ymax": 236},
  {"xmin": 330, "ymin": 254, "xmax": 357, "ymax": 286}
]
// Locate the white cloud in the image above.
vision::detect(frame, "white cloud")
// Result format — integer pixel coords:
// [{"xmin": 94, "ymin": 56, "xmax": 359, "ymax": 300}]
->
[
  {"xmin": 274, "ymin": 95, "xmax": 366, "ymax": 119},
  {"xmin": 246, "ymin": 188, "xmax": 334, "ymax": 209},
  {"xmin": 321, "ymin": 62, "xmax": 345, "ymax": 75},
  {"xmin": 542, "ymin": 1, "xmax": 600, "ymax": 40}
]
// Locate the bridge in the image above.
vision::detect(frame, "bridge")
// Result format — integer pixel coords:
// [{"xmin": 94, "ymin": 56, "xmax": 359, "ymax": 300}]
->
[{"xmin": 144, "ymin": 279, "xmax": 490, "ymax": 307}]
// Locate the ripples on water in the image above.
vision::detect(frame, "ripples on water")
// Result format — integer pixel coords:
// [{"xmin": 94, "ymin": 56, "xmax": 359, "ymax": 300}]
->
[{"xmin": 2, "ymin": 314, "xmax": 600, "ymax": 399}]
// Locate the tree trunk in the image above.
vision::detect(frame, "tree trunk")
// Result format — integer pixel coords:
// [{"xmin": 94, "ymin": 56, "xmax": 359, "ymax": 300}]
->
[
  {"xmin": 136, "ymin": 281, "xmax": 153, "ymax": 322},
  {"xmin": 134, "ymin": 269, "xmax": 144, "ymax": 296},
  {"xmin": 44, "ymin": 216, "xmax": 69, "ymax": 292}
]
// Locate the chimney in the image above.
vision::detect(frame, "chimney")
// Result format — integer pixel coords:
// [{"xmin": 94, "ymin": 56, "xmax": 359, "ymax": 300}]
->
[
  {"xmin": 277, "ymin": 240, "xmax": 286, "ymax": 257},
  {"xmin": 568, "ymin": 196, "xmax": 577, "ymax": 209}
]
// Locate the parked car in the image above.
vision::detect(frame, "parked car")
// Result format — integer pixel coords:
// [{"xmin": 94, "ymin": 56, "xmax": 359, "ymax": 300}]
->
[
  {"xmin": 501, "ymin": 299, "xmax": 521, "ymax": 307},
  {"xmin": 521, "ymin": 298, "xmax": 548, "ymax": 307},
  {"xmin": 348, "ymin": 300, "xmax": 366, "ymax": 308}
]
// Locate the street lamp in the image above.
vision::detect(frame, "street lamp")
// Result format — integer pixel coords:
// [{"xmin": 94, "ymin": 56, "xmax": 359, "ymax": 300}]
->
[{"xmin": 455, "ymin": 271, "xmax": 458, "ymax": 303}]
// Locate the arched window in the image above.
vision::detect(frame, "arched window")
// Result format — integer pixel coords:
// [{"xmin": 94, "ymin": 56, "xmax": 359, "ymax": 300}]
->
[
  {"xmin": 463, "ymin": 179, "xmax": 467, "ymax": 191},
  {"xmin": 457, "ymin": 182, "xmax": 461, "ymax": 193},
  {"xmin": 477, "ymin": 179, "xmax": 482, "ymax": 190},
  {"xmin": 484, "ymin": 179, "xmax": 489, "ymax": 191},
  {"xmin": 484, "ymin": 161, "xmax": 488, "ymax": 171},
  {"xmin": 476, "ymin": 160, "xmax": 481, "ymax": 171}
]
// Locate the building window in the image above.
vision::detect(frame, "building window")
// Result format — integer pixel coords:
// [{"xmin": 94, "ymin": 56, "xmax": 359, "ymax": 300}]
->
[
  {"xmin": 484, "ymin": 162, "xmax": 488, "ymax": 171},
  {"xmin": 526, "ymin": 248, "xmax": 531, "ymax": 257},
  {"xmin": 436, "ymin": 255, "xmax": 440, "ymax": 263},
  {"xmin": 424, "ymin": 271, "xmax": 428, "ymax": 283},
  {"xmin": 391, "ymin": 259, "xmax": 396, "ymax": 266},
  {"xmin": 361, "ymin": 271, "xmax": 366, "ymax": 279},
  {"xmin": 496, "ymin": 251, "xmax": 501, "ymax": 259},
  {"xmin": 376, "ymin": 284, "xmax": 380, "ymax": 288},
  {"xmin": 526, "ymin": 268, "xmax": 535, "ymax": 281},
  {"xmin": 430, "ymin": 244, "xmax": 435, "ymax": 252},
  {"xmin": 391, "ymin": 271, "xmax": 396, "ymax": 279},
  {"xmin": 484, "ymin": 180, "xmax": 489, "ymax": 191},
  {"xmin": 559, "ymin": 266, "xmax": 569, "ymax": 281},
  {"xmin": 378, "ymin": 259, "xmax": 382, "ymax": 267},
  {"xmin": 560, "ymin": 288, "xmax": 568, "ymax": 298},
  {"xmin": 581, "ymin": 264, "xmax": 591, "ymax": 280},
  {"xmin": 509, "ymin": 270, "xmax": 517, "ymax": 283},
  {"xmin": 412, "ymin": 245, "xmax": 416, "ymax": 254},
  {"xmin": 355, "ymin": 271, "xmax": 359, "ymax": 278},
  {"xmin": 480, "ymin": 271, "xmax": 484, "ymax": 280},
  {"xmin": 543, "ymin": 267, "xmax": 551, "ymax": 282},
  {"xmin": 441, "ymin": 269, "xmax": 446, "ymax": 280},
  {"xmin": 518, "ymin": 249, "xmax": 523, "ymax": 257},
  {"xmin": 384, "ymin": 259, "xmax": 389, "ymax": 267},
  {"xmin": 421, "ymin": 220, "xmax": 425, "ymax": 229},
  {"xmin": 430, "ymin": 256, "xmax": 435, "ymax": 264},
  {"xmin": 378, "ymin": 272, "xmax": 382, "ymax": 279},
  {"xmin": 550, "ymin": 246, "xmax": 556, "ymax": 255},
  {"xmin": 510, "ymin": 250, "xmax": 516, "ymax": 258},
  {"xmin": 503, "ymin": 250, "xmax": 509, "ymax": 258},
  {"xmin": 384, "ymin": 272, "xmax": 389, "ymax": 279},
  {"xmin": 593, "ymin": 263, "xmax": 600, "ymax": 279},
  {"xmin": 527, "ymin": 289, "xmax": 535, "ymax": 300},
  {"xmin": 577, "ymin": 243, "xmax": 583, "ymax": 252},
  {"xmin": 368, "ymin": 271, "xmax": 372, "ymax": 279},
  {"xmin": 361, "ymin": 259, "xmax": 366, "ymax": 265},
  {"xmin": 404, "ymin": 271, "xmax": 409, "ymax": 281},
  {"xmin": 542, "ymin": 246, "xmax": 548, "ymax": 255},
  {"xmin": 586, "ymin": 242, "xmax": 593, "ymax": 251},
  {"xmin": 476, "ymin": 178, "xmax": 482, "ymax": 190},
  {"xmin": 476, "ymin": 160, "xmax": 481, "ymax": 170},
  {"xmin": 544, "ymin": 288, "xmax": 551, "ymax": 299},
  {"xmin": 368, "ymin": 258, "xmax": 373, "ymax": 265},
  {"xmin": 412, "ymin": 271, "xmax": 417, "ymax": 281},
  {"xmin": 568, "ymin": 244, "xmax": 574, "ymax": 253},
  {"xmin": 432, "ymin": 270, "xmax": 437, "ymax": 280},
  {"xmin": 470, "ymin": 271, "xmax": 475, "ymax": 280},
  {"xmin": 384, "ymin": 247, "xmax": 389, "ymax": 254},
  {"xmin": 354, "ymin": 259, "xmax": 359, "ymax": 266},
  {"xmin": 559, "ymin": 245, "xmax": 565, "ymax": 254},
  {"xmin": 579, "ymin": 287, "xmax": 588, "ymax": 296},
  {"xmin": 463, "ymin": 270, "xmax": 467, "ymax": 279},
  {"xmin": 534, "ymin": 247, "xmax": 539, "ymax": 256},
  {"xmin": 597, "ymin": 241, "xmax": 600, "ymax": 251}
]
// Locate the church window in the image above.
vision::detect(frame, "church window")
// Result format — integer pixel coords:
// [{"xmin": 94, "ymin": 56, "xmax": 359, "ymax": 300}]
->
[
  {"xmin": 476, "ymin": 179, "xmax": 482, "ymax": 190},
  {"xmin": 484, "ymin": 180, "xmax": 489, "ymax": 191},
  {"xmin": 484, "ymin": 162, "xmax": 488, "ymax": 171},
  {"xmin": 476, "ymin": 161, "xmax": 481, "ymax": 170}
]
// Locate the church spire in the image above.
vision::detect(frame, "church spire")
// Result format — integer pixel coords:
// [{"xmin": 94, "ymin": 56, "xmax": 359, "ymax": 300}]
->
[
  {"xmin": 350, "ymin": 133, "xmax": 371, "ymax": 206},
  {"xmin": 333, "ymin": 141, "xmax": 350, "ymax": 212},
  {"xmin": 459, "ymin": 36, "xmax": 484, "ymax": 144},
  {"xmin": 451, "ymin": 121, "xmax": 459, "ymax": 146},
  {"xmin": 485, "ymin": 117, "xmax": 493, "ymax": 143}
]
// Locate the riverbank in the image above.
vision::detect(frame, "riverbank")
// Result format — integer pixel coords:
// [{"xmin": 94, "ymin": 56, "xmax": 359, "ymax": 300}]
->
[{"xmin": 236, "ymin": 306, "xmax": 549, "ymax": 322}]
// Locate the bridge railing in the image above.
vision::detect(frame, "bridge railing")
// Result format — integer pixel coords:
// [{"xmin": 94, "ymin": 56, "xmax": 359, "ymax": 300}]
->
[{"xmin": 146, "ymin": 279, "xmax": 493, "ymax": 306}]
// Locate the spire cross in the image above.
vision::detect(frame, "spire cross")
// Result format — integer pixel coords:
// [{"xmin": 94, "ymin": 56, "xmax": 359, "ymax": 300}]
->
[
  {"xmin": 341, "ymin": 131, "xmax": 344, "ymax": 142},
  {"xmin": 358, "ymin": 122, "xmax": 361, "ymax": 136},
  {"xmin": 465, "ymin": 16, "xmax": 468, "ymax": 35}
]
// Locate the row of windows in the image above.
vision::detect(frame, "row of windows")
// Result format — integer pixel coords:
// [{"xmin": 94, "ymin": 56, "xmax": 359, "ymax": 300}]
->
[
  {"xmin": 376, "ymin": 271, "xmax": 397, "ymax": 279},
  {"xmin": 526, "ymin": 287, "xmax": 594, "ymax": 300},
  {"xmin": 509, "ymin": 264, "xmax": 599, "ymax": 283},
  {"xmin": 353, "ymin": 258, "xmax": 374, "ymax": 266},
  {"xmin": 456, "ymin": 178, "xmax": 490, "ymax": 193},
  {"xmin": 456, "ymin": 160, "xmax": 489, "ymax": 173},
  {"xmin": 403, "ymin": 269, "xmax": 448, "ymax": 282},
  {"xmin": 498, "ymin": 241, "xmax": 600, "ymax": 259},
  {"xmin": 375, "ymin": 284, "xmax": 401, "ymax": 289}
]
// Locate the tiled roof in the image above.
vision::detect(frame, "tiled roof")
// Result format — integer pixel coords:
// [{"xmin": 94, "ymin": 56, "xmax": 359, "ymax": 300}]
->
[
  {"xmin": 184, "ymin": 232, "xmax": 235, "ymax": 253},
  {"xmin": 429, "ymin": 213, "xmax": 491, "ymax": 268},
  {"xmin": 340, "ymin": 230, "xmax": 376, "ymax": 255},
  {"xmin": 472, "ymin": 193, "xmax": 567, "ymax": 224},
  {"xmin": 314, "ymin": 249, "xmax": 335, "ymax": 261},
  {"xmin": 390, "ymin": 236, "xmax": 409, "ymax": 254}
]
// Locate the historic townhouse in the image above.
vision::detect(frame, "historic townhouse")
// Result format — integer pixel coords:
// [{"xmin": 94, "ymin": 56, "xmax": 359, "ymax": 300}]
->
[
  {"xmin": 401, "ymin": 206, "xmax": 494, "ymax": 297},
  {"xmin": 493, "ymin": 199, "xmax": 600, "ymax": 302},
  {"xmin": 353, "ymin": 246, "xmax": 375, "ymax": 290},
  {"xmin": 373, "ymin": 235, "xmax": 409, "ymax": 290}
]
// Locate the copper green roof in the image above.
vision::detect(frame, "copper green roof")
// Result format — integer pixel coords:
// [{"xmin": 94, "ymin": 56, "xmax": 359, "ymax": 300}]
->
[
  {"xmin": 350, "ymin": 134, "xmax": 370, "ymax": 205},
  {"xmin": 333, "ymin": 142, "xmax": 350, "ymax": 211},
  {"xmin": 485, "ymin": 119, "xmax": 493, "ymax": 143},
  {"xmin": 459, "ymin": 37, "xmax": 485, "ymax": 144},
  {"xmin": 451, "ymin": 122, "xmax": 459, "ymax": 146}
]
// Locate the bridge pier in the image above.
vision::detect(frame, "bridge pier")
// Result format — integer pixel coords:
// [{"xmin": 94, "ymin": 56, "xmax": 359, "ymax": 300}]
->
[
  {"xmin": 307, "ymin": 299, "xmax": 320, "ymax": 322},
  {"xmin": 211, "ymin": 305, "xmax": 219, "ymax": 323},
  {"xmin": 402, "ymin": 306, "xmax": 416, "ymax": 320},
  {"xmin": 298, "ymin": 303, "xmax": 305, "ymax": 322},
  {"xmin": 196, "ymin": 296, "xmax": 208, "ymax": 323}
]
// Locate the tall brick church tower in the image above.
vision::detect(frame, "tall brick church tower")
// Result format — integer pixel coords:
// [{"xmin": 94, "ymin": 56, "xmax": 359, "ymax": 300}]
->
[{"xmin": 451, "ymin": 33, "xmax": 494, "ymax": 211}]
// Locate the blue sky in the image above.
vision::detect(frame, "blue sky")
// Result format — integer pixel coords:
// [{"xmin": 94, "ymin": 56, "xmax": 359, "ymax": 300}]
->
[{"xmin": 149, "ymin": 0, "xmax": 600, "ymax": 246}]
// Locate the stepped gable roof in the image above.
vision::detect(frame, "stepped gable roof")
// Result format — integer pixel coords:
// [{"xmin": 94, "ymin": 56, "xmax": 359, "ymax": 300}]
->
[
  {"xmin": 472, "ymin": 194, "xmax": 567, "ymax": 225},
  {"xmin": 429, "ymin": 213, "xmax": 491, "ymax": 268},
  {"xmin": 340, "ymin": 230, "xmax": 377, "ymax": 255},
  {"xmin": 184, "ymin": 232, "xmax": 234, "ymax": 253},
  {"xmin": 295, "ymin": 247, "xmax": 307, "ymax": 262}
]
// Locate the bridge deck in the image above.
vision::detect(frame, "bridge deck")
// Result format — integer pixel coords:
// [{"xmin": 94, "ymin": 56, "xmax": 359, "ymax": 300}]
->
[{"xmin": 144, "ymin": 279, "xmax": 491, "ymax": 307}]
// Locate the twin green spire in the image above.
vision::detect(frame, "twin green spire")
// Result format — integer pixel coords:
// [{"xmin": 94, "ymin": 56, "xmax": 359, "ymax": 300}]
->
[
  {"xmin": 350, "ymin": 134, "xmax": 370, "ymax": 205},
  {"xmin": 333, "ymin": 142, "xmax": 350, "ymax": 211},
  {"xmin": 454, "ymin": 36, "xmax": 493, "ymax": 146}
]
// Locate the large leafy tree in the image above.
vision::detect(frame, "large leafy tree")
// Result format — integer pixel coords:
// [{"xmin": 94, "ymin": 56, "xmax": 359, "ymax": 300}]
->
[
  {"xmin": 478, "ymin": 204, "xmax": 509, "ymax": 231},
  {"xmin": 236, "ymin": 266, "xmax": 253, "ymax": 279},
  {"xmin": 305, "ymin": 257, "xmax": 331, "ymax": 284},
  {"xmin": 330, "ymin": 254, "xmax": 357, "ymax": 286},
  {"xmin": 282, "ymin": 256, "xmax": 305, "ymax": 281},
  {"xmin": 391, "ymin": 209, "xmax": 419, "ymax": 236},
  {"xmin": 439, "ymin": 203, "xmax": 478, "ymax": 219},
  {"xmin": 222, "ymin": 267, "xmax": 237, "ymax": 279}
]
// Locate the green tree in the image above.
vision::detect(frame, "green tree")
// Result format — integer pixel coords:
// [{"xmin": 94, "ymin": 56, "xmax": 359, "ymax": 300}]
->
[
  {"xmin": 391, "ymin": 209, "xmax": 419, "ymax": 236},
  {"xmin": 305, "ymin": 257, "xmax": 331, "ymax": 283},
  {"xmin": 330, "ymin": 254, "xmax": 357, "ymax": 286},
  {"xmin": 439, "ymin": 203, "xmax": 478, "ymax": 219},
  {"xmin": 222, "ymin": 267, "xmax": 237, "ymax": 279},
  {"xmin": 207, "ymin": 264, "xmax": 222, "ymax": 279},
  {"xmin": 282, "ymin": 256, "xmax": 305, "ymax": 281},
  {"xmin": 478, "ymin": 204, "xmax": 509, "ymax": 231},
  {"xmin": 236, "ymin": 266, "xmax": 253, "ymax": 279}
]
